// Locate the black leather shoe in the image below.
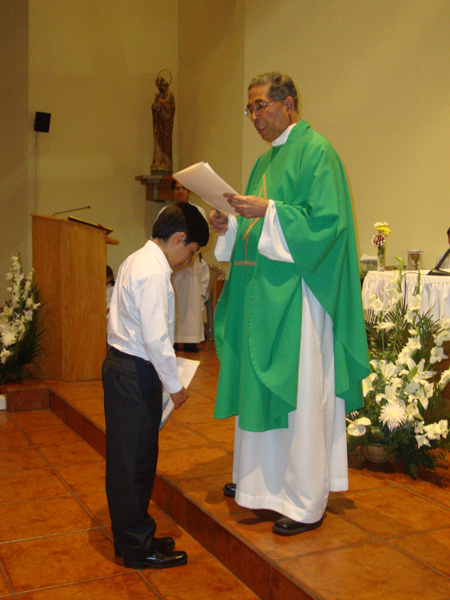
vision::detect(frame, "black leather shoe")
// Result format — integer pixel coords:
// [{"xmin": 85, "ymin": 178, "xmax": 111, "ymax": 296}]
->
[
  {"xmin": 123, "ymin": 548, "xmax": 188, "ymax": 569},
  {"xmin": 115, "ymin": 536, "xmax": 175, "ymax": 560},
  {"xmin": 154, "ymin": 536, "xmax": 175, "ymax": 551},
  {"xmin": 272, "ymin": 516, "xmax": 324, "ymax": 536},
  {"xmin": 183, "ymin": 343, "xmax": 199, "ymax": 353},
  {"xmin": 223, "ymin": 482, "xmax": 236, "ymax": 498}
]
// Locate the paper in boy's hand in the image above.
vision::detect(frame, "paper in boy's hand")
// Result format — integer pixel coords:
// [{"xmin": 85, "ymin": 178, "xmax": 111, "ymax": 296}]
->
[
  {"xmin": 172, "ymin": 162, "xmax": 238, "ymax": 216},
  {"xmin": 160, "ymin": 357, "xmax": 200, "ymax": 429}
]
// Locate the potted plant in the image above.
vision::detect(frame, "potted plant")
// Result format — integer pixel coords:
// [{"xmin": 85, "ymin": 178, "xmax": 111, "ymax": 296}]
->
[
  {"xmin": 347, "ymin": 258, "xmax": 450, "ymax": 477},
  {"xmin": 0, "ymin": 253, "xmax": 42, "ymax": 384}
]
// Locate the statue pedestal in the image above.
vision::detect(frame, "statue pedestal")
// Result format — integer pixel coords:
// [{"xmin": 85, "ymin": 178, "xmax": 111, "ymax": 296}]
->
[{"xmin": 135, "ymin": 174, "xmax": 173, "ymax": 202}]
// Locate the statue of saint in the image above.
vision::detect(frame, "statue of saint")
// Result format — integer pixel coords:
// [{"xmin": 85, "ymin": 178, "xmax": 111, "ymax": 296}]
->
[{"xmin": 151, "ymin": 71, "xmax": 175, "ymax": 174}]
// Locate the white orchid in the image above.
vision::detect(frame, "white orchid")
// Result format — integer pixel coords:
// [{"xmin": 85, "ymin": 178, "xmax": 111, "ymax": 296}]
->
[
  {"xmin": 368, "ymin": 294, "xmax": 385, "ymax": 316},
  {"xmin": 430, "ymin": 346, "xmax": 448, "ymax": 364},
  {"xmin": 439, "ymin": 369, "xmax": 450, "ymax": 390}
]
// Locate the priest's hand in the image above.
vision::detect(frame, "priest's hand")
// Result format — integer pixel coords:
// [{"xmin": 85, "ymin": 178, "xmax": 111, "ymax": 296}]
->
[
  {"xmin": 171, "ymin": 387, "xmax": 189, "ymax": 409},
  {"xmin": 224, "ymin": 194, "xmax": 269, "ymax": 218},
  {"xmin": 209, "ymin": 209, "xmax": 229, "ymax": 235}
]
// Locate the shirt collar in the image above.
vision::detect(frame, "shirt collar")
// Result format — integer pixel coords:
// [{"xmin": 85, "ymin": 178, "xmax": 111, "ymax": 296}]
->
[
  {"xmin": 147, "ymin": 240, "xmax": 172, "ymax": 273},
  {"xmin": 272, "ymin": 123, "xmax": 296, "ymax": 147}
]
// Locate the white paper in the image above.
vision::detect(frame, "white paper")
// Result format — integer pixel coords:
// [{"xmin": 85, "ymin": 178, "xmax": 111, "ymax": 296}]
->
[
  {"xmin": 160, "ymin": 357, "xmax": 200, "ymax": 428},
  {"xmin": 172, "ymin": 162, "xmax": 238, "ymax": 216}
]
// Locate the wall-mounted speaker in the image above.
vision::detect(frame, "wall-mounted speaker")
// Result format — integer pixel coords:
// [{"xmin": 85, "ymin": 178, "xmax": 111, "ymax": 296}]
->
[{"xmin": 34, "ymin": 112, "xmax": 51, "ymax": 133}]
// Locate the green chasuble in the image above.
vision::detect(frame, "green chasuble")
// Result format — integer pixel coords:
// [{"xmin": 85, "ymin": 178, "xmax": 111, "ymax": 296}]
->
[{"xmin": 214, "ymin": 120, "xmax": 370, "ymax": 432}]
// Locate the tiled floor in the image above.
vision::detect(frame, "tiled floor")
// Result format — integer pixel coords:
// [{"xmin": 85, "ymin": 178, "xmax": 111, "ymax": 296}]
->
[{"xmin": 2, "ymin": 341, "xmax": 450, "ymax": 599}]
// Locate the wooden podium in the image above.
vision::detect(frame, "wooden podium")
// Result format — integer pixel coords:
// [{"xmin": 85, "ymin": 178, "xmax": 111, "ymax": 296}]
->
[{"xmin": 32, "ymin": 214, "xmax": 115, "ymax": 381}]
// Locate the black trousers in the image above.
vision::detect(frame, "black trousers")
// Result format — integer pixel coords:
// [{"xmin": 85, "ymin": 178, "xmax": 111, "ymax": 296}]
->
[{"xmin": 102, "ymin": 347, "xmax": 163, "ymax": 560}]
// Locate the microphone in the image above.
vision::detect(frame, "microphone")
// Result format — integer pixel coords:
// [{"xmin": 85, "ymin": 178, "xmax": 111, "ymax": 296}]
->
[{"xmin": 52, "ymin": 205, "xmax": 91, "ymax": 217}]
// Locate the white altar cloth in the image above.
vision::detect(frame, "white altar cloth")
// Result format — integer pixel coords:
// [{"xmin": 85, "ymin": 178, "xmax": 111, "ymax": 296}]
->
[{"xmin": 362, "ymin": 270, "xmax": 450, "ymax": 321}]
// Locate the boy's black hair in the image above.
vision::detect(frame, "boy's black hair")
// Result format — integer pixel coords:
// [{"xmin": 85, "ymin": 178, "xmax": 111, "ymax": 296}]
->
[{"xmin": 152, "ymin": 203, "xmax": 209, "ymax": 247}]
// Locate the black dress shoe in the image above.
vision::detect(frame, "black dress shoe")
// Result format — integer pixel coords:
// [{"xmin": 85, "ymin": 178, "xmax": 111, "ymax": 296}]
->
[
  {"xmin": 115, "ymin": 536, "xmax": 175, "ymax": 559},
  {"xmin": 153, "ymin": 536, "xmax": 175, "ymax": 551},
  {"xmin": 223, "ymin": 482, "xmax": 236, "ymax": 498},
  {"xmin": 183, "ymin": 343, "xmax": 199, "ymax": 353},
  {"xmin": 272, "ymin": 516, "xmax": 324, "ymax": 536},
  {"xmin": 123, "ymin": 547, "xmax": 188, "ymax": 569}
]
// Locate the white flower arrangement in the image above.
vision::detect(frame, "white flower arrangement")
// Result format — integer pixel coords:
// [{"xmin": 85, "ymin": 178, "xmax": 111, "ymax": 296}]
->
[
  {"xmin": 0, "ymin": 253, "xmax": 41, "ymax": 383},
  {"xmin": 347, "ymin": 259, "xmax": 450, "ymax": 477}
]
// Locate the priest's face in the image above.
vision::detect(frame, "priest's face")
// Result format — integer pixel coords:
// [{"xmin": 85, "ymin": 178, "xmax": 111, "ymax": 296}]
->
[{"xmin": 247, "ymin": 85, "xmax": 292, "ymax": 143}]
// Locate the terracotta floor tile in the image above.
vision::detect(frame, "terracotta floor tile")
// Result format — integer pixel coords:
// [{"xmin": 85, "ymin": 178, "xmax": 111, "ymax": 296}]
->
[
  {"xmin": 64, "ymin": 396, "xmax": 105, "ymax": 415},
  {"xmin": 0, "ymin": 446, "xmax": 48, "ymax": 472},
  {"xmin": 170, "ymin": 402, "xmax": 215, "ymax": 426},
  {"xmin": 17, "ymin": 573, "xmax": 159, "ymax": 599},
  {"xmin": 278, "ymin": 541, "xmax": 450, "ymax": 600},
  {"xmin": 188, "ymin": 373, "xmax": 218, "ymax": 387},
  {"xmin": 57, "ymin": 460, "xmax": 106, "ymax": 494},
  {"xmin": 218, "ymin": 509, "xmax": 376, "ymax": 562},
  {"xmin": 0, "ymin": 529, "xmax": 123, "ymax": 593},
  {"xmin": 0, "ymin": 569, "xmax": 12, "ymax": 596},
  {"xmin": 175, "ymin": 474, "xmax": 246, "ymax": 517},
  {"xmin": 8, "ymin": 409, "xmax": 63, "ymax": 430},
  {"xmin": 157, "ymin": 445, "xmax": 232, "ymax": 480},
  {"xmin": 0, "ymin": 413, "xmax": 15, "ymax": 431},
  {"xmin": 77, "ymin": 490, "xmax": 111, "ymax": 527},
  {"xmin": 38, "ymin": 439, "xmax": 104, "ymax": 467},
  {"xmin": 89, "ymin": 413, "xmax": 106, "ymax": 430},
  {"xmin": 196, "ymin": 419, "xmax": 235, "ymax": 451},
  {"xmin": 402, "ymin": 470, "xmax": 450, "ymax": 509},
  {"xmin": 390, "ymin": 527, "xmax": 450, "ymax": 577},
  {"xmin": 0, "ymin": 496, "xmax": 93, "ymax": 542},
  {"xmin": 77, "ymin": 492, "xmax": 167, "ymax": 528},
  {"xmin": 346, "ymin": 467, "xmax": 395, "ymax": 492},
  {"xmin": 0, "ymin": 426, "xmax": 30, "ymax": 450},
  {"xmin": 327, "ymin": 486, "xmax": 450, "ymax": 538},
  {"xmin": 25, "ymin": 424, "xmax": 84, "ymax": 446},
  {"xmin": 159, "ymin": 421, "xmax": 213, "ymax": 451},
  {"xmin": 0, "ymin": 468, "xmax": 69, "ymax": 504},
  {"xmin": 184, "ymin": 390, "xmax": 213, "ymax": 405},
  {"xmin": 142, "ymin": 555, "xmax": 259, "ymax": 600}
]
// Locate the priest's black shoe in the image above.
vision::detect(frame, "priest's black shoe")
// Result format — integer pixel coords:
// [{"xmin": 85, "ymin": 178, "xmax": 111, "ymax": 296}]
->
[
  {"xmin": 272, "ymin": 516, "xmax": 324, "ymax": 536},
  {"xmin": 123, "ymin": 547, "xmax": 188, "ymax": 569},
  {"xmin": 223, "ymin": 482, "xmax": 236, "ymax": 498}
]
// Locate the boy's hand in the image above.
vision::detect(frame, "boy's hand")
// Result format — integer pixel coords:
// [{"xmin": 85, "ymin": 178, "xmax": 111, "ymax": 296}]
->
[{"xmin": 170, "ymin": 387, "xmax": 189, "ymax": 409}]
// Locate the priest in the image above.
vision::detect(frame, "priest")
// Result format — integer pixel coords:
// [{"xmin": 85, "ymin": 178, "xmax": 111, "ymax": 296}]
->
[{"xmin": 209, "ymin": 72, "xmax": 370, "ymax": 536}]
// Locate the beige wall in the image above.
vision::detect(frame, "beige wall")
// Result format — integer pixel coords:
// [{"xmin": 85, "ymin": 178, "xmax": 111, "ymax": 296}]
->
[
  {"xmin": 28, "ymin": 0, "xmax": 178, "ymax": 282},
  {"xmin": 0, "ymin": 1, "xmax": 30, "ymax": 303},
  {"xmin": 1, "ymin": 0, "xmax": 450, "ymax": 306},
  {"xmin": 241, "ymin": 0, "xmax": 450, "ymax": 267},
  {"xmin": 174, "ymin": 0, "xmax": 245, "ymax": 266}
]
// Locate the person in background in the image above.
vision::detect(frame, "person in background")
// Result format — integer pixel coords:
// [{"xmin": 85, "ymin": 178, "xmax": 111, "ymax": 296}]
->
[
  {"xmin": 436, "ymin": 226, "xmax": 450, "ymax": 269},
  {"xmin": 168, "ymin": 180, "xmax": 210, "ymax": 352},
  {"xmin": 209, "ymin": 71, "xmax": 370, "ymax": 536},
  {"xmin": 106, "ymin": 265, "xmax": 115, "ymax": 315},
  {"xmin": 102, "ymin": 203, "xmax": 209, "ymax": 569}
]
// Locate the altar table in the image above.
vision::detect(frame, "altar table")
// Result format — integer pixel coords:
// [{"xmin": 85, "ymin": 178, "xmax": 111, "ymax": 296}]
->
[{"xmin": 362, "ymin": 270, "xmax": 450, "ymax": 321}]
